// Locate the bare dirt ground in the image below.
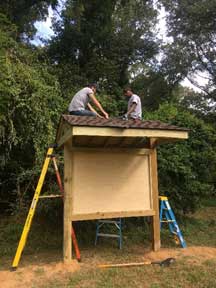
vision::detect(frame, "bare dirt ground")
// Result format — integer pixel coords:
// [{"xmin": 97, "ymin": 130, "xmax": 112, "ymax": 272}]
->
[
  {"xmin": 1, "ymin": 255, "xmax": 80, "ymax": 288},
  {"xmin": 1, "ymin": 246, "xmax": 216, "ymax": 288}
]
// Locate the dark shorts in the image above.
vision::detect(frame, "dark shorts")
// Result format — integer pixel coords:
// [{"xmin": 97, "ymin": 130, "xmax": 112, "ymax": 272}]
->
[{"xmin": 69, "ymin": 110, "xmax": 97, "ymax": 117}]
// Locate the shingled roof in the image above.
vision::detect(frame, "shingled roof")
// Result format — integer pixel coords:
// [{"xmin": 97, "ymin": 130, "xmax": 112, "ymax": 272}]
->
[
  {"xmin": 56, "ymin": 115, "xmax": 189, "ymax": 148},
  {"xmin": 61, "ymin": 115, "xmax": 188, "ymax": 131}
]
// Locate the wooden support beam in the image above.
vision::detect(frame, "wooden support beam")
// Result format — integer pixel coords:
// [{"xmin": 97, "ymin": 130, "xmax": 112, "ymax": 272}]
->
[
  {"xmin": 63, "ymin": 139, "xmax": 73, "ymax": 263},
  {"xmin": 86, "ymin": 136, "xmax": 94, "ymax": 146},
  {"xmin": 71, "ymin": 210, "xmax": 155, "ymax": 221},
  {"xmin": 57, "ymin": 125, "xmax": 73, "ymax": 148},
  {"xmin": 103, "ymin": 137, "xmax": 111, "ymax": 147},
  {"xmin": 150, "ymin": 138, "xmax": 161, "ymax": 251},
  {"xmin": 69, "ymin": 147, "xmax": 151, "ymax": 155},
  {"xmin": 119, "ymin": 137, "xmax": 130, "ymax": 147}
]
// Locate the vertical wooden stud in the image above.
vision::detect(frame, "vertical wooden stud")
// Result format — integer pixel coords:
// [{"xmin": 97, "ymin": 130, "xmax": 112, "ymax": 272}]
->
[
  {"xmin": 149, "ymin": 138, "xmax": 160, "ymax": 251},
  {"xmin": 63, "ymin": 139, "xmax": 73, "ymax": 262}
]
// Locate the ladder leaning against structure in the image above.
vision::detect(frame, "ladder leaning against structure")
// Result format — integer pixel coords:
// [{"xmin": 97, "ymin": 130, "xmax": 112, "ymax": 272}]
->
[
  {"xmin": 159, "ymin": 196, "xmax": 187, "ymax": 248},
  {"xmin": 11, "ymin": 144, "xmax": 81, "ymax": 271}
]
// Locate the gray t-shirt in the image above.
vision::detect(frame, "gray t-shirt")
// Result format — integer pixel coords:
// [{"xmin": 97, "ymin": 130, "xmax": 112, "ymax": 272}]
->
[
  {"xmin": 68, "ymin": 87, "xmax": 93, "ymax": 112},
  {"xmin": 128, "ymin": 94, "xmax": 142, "ymax": 119}
]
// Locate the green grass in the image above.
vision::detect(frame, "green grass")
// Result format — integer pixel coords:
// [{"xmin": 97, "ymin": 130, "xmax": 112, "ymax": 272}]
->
[
  {"xmin": 39, "ymin": 259, "xmax": 216, "ymax": 288},
  {"xmin": 0, "ymin": 198, "xmax": 215, "ymax": 287}
]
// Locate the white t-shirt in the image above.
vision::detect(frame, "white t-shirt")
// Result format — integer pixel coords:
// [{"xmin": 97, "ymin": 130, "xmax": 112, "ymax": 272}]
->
[
  {"xmin": 128, "ymin": 94, "xmax": 142, "ymax": 119},
  {"xmin": 68, "ymin": 87, "xmax": 93, "ymax": 111}
]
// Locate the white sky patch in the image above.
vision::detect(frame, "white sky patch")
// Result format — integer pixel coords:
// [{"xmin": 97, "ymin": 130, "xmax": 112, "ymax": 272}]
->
[
  {"xmin": 31, "ymin": 6, "xmax": 54, "ymax": 46},
  {"xmin": 31, "ymin": 0, "xmax": 65, "ymax": 46},
  {"xmin": 181, "ymin": 72, "xmax": 210, "ymax": 93},
  {"xmin": 156, "ymin": 5, "xmax": 173, "ymax": 44},
  {"xmin": 181, "ymin": 78, "xmax": 202, "ymax": 93}
]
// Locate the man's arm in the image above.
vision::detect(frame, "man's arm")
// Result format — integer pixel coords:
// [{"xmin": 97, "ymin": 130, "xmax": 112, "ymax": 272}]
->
[
  {"xmin": 89, "ymin": 94, "xmax": 109, "ymax": 119},
  {"xmin": 126, "ymin": 102, "xmax": 137, "ymax": 117},
  {"xmin": 87, "ymin": 103, "xmax": 104, "ymax": 118}
]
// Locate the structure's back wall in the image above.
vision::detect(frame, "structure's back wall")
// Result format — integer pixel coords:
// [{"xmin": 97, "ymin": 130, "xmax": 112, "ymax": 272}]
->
[{"xmin": 72, "ymin": 150, "xmax": 152, "ymax": 217}]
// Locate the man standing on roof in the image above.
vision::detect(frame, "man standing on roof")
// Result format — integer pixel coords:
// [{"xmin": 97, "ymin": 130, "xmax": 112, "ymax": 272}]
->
[
  {"xmin": 68, "ymin": 83, "xmax": 109, "ymax": 118},
  {"xmin": 123, "ymin": 87, "xmax": 142, "ymax": 120}
]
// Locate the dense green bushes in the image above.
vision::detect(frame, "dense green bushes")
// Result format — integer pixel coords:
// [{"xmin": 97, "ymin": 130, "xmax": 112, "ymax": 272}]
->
[
  {"xmin": 146, "ymin": 103, "xmax": 216, "ymax": 213},
  {"xmin": 0, "ymin": 14, "xmax": 65, "ymax": 212}
]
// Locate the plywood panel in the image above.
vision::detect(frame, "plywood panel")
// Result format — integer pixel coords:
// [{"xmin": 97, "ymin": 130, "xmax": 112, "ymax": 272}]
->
[{"xmin": 71, "ymin": 151, "xmax": 152, "ymax": 217}]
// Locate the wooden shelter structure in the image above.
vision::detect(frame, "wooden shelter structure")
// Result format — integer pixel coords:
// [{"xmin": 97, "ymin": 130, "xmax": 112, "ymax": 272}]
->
[{"xmin": 56, "ymin": 115, "xmax": 189, "ymax": 262}]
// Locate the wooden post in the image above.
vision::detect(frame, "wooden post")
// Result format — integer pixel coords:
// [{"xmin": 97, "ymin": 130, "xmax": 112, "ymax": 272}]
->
[
  {"xmin": 63, "ymin": 139, "xmax": 73, "ymax": 262},
  {"xmin": 149, "ymin": 138, "xmax": 160, "ymax": 251}
]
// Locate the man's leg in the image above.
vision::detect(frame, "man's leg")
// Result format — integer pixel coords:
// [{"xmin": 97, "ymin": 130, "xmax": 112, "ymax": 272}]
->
[{"xmin": 69, "ymin": 110, "xmax": 96, "ymax": 117}]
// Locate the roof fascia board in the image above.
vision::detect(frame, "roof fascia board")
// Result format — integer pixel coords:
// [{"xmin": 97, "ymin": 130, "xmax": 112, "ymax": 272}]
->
[{"xmin": 72, "ymin": 126, "xmax": 188, "ymax": 140}]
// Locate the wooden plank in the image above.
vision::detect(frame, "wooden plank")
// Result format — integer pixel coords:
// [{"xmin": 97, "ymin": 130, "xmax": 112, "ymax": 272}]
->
[
  {"xmin": 72, "ymin": 126, "xmax": 188, "ymax": 140},
  {"xmin": 56, "ymin": 117, "xmax": 64, "ymax": 144},
  {"xmin": 91, "ymin": 137, "xmax": 107, "ymax": 147},
  {"xmin": 70, "ymin": 147, "xmax": 151, "ymax": 155},
  {"xmin": 63, "ymin": 140, "xmax": 73, "ymax": 263},
  {"xmin": 71, "ymin": 210, "xmax": 155, "ymax": 221},
  {"xmin": 73, "ymin": 136, "xmax": 90, "ymax": 147},
  {"xmin": 119, "ymin": 137, "xmax": 134, "ymax": 147},
  {"xmin": 149, "ymin": 138, "xmax": 160, "ymax": 251},
  {"xmin": 57, "ymin": 126, "xmax": 73, "ymax": 148}
]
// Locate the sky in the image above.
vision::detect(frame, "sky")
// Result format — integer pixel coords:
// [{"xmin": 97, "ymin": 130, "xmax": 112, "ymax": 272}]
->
[
  {"xmin": 31, "ymin": 7, "xmax": 54, "ymax": 46},
  {"xmin": 32, "ymin": 4, "xmax": 208, "ymax": 93}
]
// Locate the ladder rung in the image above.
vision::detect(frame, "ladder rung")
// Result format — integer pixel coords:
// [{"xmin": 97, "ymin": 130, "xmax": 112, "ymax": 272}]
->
[
  {"xmin": 39, "ymin": 194, "xmax": 62, "ymax": 199},
  {"xmin": 98, "ymin": 220, "xmax": 120, "ymax": 224},
  {"xmin": 161, "ymin": 220, "xmax": 175, "ymax": 223},
  {"xmin": 97, "ymin": 233, "xmax": 120, "ymax": 238}
]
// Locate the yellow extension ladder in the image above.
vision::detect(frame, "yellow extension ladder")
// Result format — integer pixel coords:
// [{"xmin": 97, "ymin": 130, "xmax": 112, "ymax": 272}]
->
[{"xmin": 11, "ymin": 145, "xmax": 80, "ymax": 270}]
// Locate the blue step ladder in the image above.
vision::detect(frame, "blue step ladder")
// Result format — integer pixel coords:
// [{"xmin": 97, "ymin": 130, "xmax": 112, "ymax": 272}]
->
[
  {"xmin": 159, "ymin": 196, "xmax": 186, "ymax": 248},
  {"xmin": 95, "ymin": 218, "xmax": 123, "ymax": 249}
]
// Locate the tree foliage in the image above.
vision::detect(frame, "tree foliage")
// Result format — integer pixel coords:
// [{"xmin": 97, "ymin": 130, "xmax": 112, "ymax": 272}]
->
[
  {"xmin": 0, "ymin": 13, "xmax": 64, "ymax": 211},
  {"xmin": 159, "ymin": 0, "xmax": 216, "ymax": 98},
  {"xmin": 48, "ymin": 0, "xmax": 159, "ymax": 94},
  {"xmin": 0, "ymin": 0, "xmax": 58, "ymax": 39},
  {"xmin": 146, "ymin": 103, "xmax": 216, "ymax": 213}
]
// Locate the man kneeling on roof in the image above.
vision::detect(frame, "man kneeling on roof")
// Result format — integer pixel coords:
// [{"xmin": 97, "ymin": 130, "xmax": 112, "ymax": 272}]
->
[
  {"xmin": 68, "ymin": 83, "xmax": 109, "ymax": 119},
  {"xmin": 123, "ymin": 87, "xmax": 142, "ymax": 120}
]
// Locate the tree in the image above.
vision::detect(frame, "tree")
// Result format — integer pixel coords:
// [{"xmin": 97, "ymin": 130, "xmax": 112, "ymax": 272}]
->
[
  {"xmin": 48, "ymin": 0, "xmax": 159, "ymax": 97},
  {"xmin": 0, "ymin": 13, "xmax": 64, "ymax": 212},
  {"xmin": 131, "ymin": 70, "xmax": 176, "ymax": 111},
  {"xmin": 0, "ymin": 0, "xmax": 58, "ymax": 39},
  {"xmin": 146, "ymin": 103, "xmax": 216, "ymax": 213},
  {"xmin": 179, "ymin": 86, "xmax": 216, "ymax": 124},
  {"xmin": 159, "ymin": 0, "xmax": 216, "ymax": 100}
]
